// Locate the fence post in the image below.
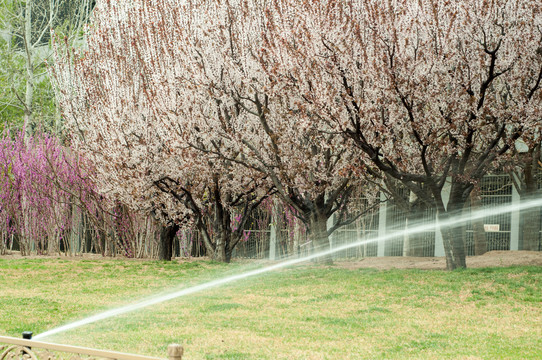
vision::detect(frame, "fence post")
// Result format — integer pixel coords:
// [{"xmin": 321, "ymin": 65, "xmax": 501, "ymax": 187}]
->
[
  {"xmin": 167, "ymin": 344, "xmax": 183, "ymax": 360},
  {"xmin": 327, "ymin": 211, "xmax": 335, "ymax": 258},
  {"xmin": 510, "ymin": 181, "xmax": 520, "ymax": 250},
  {"xmin": 269, "ymin": 222, "xmax": 276, "ymax": 260},
  {"xmin": 377, "ymin": 192, "xmax": 387, "ymax": 257}
]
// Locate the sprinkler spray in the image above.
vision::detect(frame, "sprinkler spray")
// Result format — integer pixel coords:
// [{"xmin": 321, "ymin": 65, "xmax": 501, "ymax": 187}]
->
[{"xmin": 32, "ymin": 197, "xmax": 542, "ymax": 341}]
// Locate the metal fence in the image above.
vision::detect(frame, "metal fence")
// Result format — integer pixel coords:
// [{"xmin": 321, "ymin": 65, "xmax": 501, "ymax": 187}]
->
[
  {"xmin": 465, "ymin": 174, "xmax": 513, "ymax": 255},
  {"xmin": 332, "ymin": 196, "xmax": 379, "ymax": 259},
  {"xmin": 228, "ymin": 172, "xmax": 541, "ymax": 260},
  {"xmin": 0, "ymin": 335, "xmax": 183, "ymax": 360}
]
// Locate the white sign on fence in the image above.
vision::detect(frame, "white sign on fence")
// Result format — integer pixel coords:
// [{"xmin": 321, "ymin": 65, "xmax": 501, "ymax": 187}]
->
[{"xmin": 484, "ymin": 224, "xmax": 500, "ymax": 232}]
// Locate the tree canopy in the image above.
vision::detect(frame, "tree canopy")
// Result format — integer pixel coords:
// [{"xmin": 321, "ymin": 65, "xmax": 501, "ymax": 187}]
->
[{"xmin": 52, "ymin": 0, "xmax": 542, "ymax": 267}]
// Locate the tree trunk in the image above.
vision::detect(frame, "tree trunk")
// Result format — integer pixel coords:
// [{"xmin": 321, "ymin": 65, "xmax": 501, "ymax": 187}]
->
[
  {"xmin": 212, "ymin": 230, "xmax": 228, "ymax": 263},
  {"xmin": 225, "ymin": 241, "xmax": 234, "ymax": 263},
  {"xmin": 193, "ymin": 216, "xmax": 233, "ymax": 263},
  {"xmin": 438, "ymin": 220, "xmax": 467, "ymax": 270},
  {"xmin": 191, "ymin": 232, "xmax": 206, "ymax": 257},
  {"xmin": 521, "ymin": 185, "xmax": 541, "ymax": 252},
  {"xmin": 470, "ymin": 192, "xmax": 487, "ymax": 256},
  {"xmin": 23, "ymin": 0, "xmax": 34, "ymax": 139},
  {"xmin": 522, "ymin": 208, "xmax": 540, "ymax": 251},
  {"xmin": 437, "ymin": 179, "xmax": 473, "ymax": 270},
  {"xmin": 521, "ymin": 146, "xmax": 541, "ymax": 251},
  {"xmin": 308, "ymin": 212, "xmax": 332, "ymax": 264},
  {"xmin": 438, "ymin": 187, "xmax": 468, "ymax": 270},
  {"xmin": 159, "ymin": 224, "xmax": 179, "ymax": 261}
]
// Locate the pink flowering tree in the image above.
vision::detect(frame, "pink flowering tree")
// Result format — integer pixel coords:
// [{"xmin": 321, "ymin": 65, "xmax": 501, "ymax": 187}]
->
[
  {"xmin": 256, "ymin": 0, "xmax": 542, "ymax": 269},
  {"xmin": 51, "ymin": 0, "xmax": 275, "ymax": 262},
  {"xmin": 0, "ymin": 130, "xmax": 167, "ymax": 258},
  {"xmin": 0, "ymin": 131, "xmax": 98, "ymax": 255}
]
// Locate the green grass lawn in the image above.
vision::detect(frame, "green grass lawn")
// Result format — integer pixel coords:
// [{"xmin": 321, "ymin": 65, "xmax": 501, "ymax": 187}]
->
[{"xmin": 0, "ymin": 258, "xmax": 541, "ymax": 359}]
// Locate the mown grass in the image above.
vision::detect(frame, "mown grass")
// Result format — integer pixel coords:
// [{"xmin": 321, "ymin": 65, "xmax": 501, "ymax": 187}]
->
[{"xmin": 0, "ymin": 258, "xmax": 541, "ymax": 359}]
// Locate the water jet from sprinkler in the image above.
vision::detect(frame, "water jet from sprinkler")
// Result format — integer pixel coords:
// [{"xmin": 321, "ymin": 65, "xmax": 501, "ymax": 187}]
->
[{"xmin": 33, "ymin": 197, "xmax": 542, "ymax": 340}]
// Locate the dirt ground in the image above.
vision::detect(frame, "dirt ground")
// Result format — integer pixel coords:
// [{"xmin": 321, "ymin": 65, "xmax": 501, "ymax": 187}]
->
[
  {"xmin": 1, "ymin": 250, "xmax": 541, "ymax": 270},
  {"xmin": 334, "ymin": 250, "xmax": 542, "ymax": 270}
]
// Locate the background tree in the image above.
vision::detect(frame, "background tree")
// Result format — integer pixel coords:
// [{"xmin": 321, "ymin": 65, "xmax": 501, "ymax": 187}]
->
[
  {"xmin": 0, "ymin": 0, "xmax": 93, "ymax": 135},
  {"xmin": 256, "ymin": 0, "xmax": 542, "ymax": 269}
]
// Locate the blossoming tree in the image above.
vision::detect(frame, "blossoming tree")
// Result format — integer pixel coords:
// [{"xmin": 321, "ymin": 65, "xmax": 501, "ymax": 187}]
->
[
  {"xmin": 53, "ymin": 0, "xmax": 370, "ymax": 263},
  {"xmin": 51, "ymin": 0, "xmax": 274, "ymax": 262},
  {"xmin": 155, "ymin": 0, "xmax": 370, "ymax": 262},
  {"xmin": 257, "ymin": 0, "xmax": 542, "ymax": 269}
]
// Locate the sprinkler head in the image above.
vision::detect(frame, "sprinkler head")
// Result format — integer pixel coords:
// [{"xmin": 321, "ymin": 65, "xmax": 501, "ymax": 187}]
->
[{"xmin": 22, "ymin": 331, "xmax": 33, "ymax": 340}]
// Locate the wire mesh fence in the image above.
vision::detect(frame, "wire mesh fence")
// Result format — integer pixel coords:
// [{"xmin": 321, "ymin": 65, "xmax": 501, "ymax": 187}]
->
[
  {"xmin": 227, "ymin": 172, "xmax": 540, "ymax": 260},
  {"xmin": 3, "ymin": 170, "xmax": 539, "ymax": 260},
  {"xmin": 465, "ymin": 174, "xmax": 513, "ymax": 255},
  {"xmin": 233, "ymin": 229, "xmax": 270, "ymax": 259},
  {"xmin": 332, "ymin": 196, "xmax": 379, "ymax": 259}
]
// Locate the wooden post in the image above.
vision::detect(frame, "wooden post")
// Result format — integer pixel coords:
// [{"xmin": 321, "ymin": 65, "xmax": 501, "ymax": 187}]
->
[{"xmin": 167, "ymin": 344, "xmax": 183, "ymax": 360}]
